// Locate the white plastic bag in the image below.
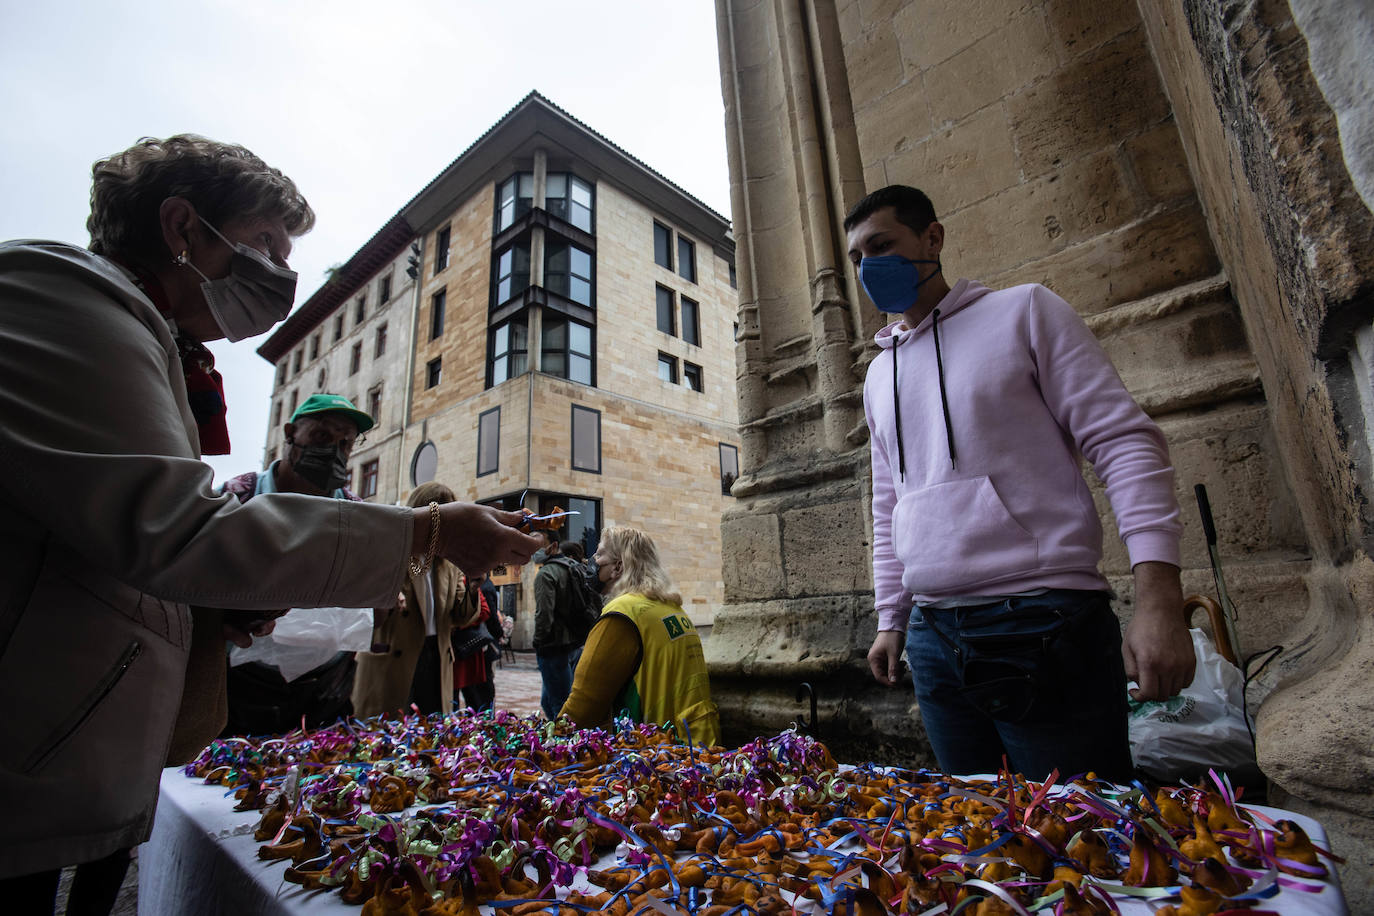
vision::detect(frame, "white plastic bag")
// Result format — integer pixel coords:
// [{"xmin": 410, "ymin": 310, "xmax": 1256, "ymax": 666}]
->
[
  {"xmin": 228, "ymin": 607, "xmax": 374, "ymax": 682},
  {"xmin": 1127, "ymin": 628, "xmax": 1257, "ymax": 781}
]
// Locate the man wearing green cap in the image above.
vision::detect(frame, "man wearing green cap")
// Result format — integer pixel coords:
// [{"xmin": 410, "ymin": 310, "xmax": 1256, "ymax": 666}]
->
[{"xmin": 214, "ymin": 393, "xmax": 376, "ymax": 735}]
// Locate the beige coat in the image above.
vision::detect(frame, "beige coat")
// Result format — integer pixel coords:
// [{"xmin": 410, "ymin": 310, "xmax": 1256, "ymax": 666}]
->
[
  {"xmin": 0, "ymin": 242, "xmax": 414, "ymax": 878},
  {"xmin": 352, "ymin": 563, "xmax": 478, "ymax": 718}
]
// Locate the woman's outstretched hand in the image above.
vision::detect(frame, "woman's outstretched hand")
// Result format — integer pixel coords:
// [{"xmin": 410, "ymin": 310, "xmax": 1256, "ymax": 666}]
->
[{"xmin": 413, "ymin": 502, "xmax": 542, "ymax": 576}]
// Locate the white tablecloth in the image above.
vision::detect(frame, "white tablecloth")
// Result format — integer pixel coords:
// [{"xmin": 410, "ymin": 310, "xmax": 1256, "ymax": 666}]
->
[{"xmin": 139, "ymin": 767, "xmax": 1350, "ymax": 915}]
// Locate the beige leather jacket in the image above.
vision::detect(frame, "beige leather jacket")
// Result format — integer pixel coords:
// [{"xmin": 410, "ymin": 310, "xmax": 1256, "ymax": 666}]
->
[{"xmin": 0, "ymin": 241, "xmax": 413, "ymax": 878}]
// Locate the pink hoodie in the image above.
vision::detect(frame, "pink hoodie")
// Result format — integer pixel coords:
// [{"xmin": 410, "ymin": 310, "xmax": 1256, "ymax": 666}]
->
[{"xmin": 864, "ymin": 279, "xmax": 1182, "ymax": 631}]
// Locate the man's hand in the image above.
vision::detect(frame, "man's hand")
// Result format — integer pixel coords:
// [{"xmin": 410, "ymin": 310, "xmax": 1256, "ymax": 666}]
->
[
  {"xmin": 415, "ymin": 503, "xmax": 543, "ymax": 577},
  {"xmin": 867, "ymin": 630, "xmax": 905, "ymax": 686},
  {"xmin": 1122, "ymin": 561, "xmax": 1195, "ymax": 700}
]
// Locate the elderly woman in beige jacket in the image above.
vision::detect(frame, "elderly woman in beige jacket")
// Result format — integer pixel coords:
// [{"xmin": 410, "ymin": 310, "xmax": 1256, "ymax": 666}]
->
[
  {"xmin": 0, "ymin": 135, "xmax": 541, "ymax": 909},
  {"xmin": 353, "ymin": 482, "xmax": 484, "ymax": 718}
]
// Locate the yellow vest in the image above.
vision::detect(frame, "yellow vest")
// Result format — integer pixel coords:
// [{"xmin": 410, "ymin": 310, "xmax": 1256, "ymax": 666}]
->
[{"xmin": 605, "ymin": 594, "xmax": 720, "ymax": 747}]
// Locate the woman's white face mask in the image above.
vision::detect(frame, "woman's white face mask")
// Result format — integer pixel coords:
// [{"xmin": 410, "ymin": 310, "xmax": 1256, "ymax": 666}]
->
[{"xmin": 179, "ymin": 216, "xmax": 297, "ymax": 341}]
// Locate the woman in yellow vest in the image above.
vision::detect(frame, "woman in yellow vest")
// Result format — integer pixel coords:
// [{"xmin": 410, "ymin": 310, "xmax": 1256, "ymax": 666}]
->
[{"xmin": 559, "ymin": 526, "xmax": 720, "ymax": 746}]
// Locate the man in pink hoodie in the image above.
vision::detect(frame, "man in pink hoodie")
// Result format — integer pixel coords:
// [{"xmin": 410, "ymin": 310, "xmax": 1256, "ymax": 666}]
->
[{"xmin": 848, "ymin": 185, "xmax": 1195, "ymax": 779}]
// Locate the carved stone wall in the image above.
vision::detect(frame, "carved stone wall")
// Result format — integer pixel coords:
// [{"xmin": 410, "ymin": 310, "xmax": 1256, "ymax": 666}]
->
[{"xmin": 713, "ymin": 0, "xmax": 1372, "ymax": 900}]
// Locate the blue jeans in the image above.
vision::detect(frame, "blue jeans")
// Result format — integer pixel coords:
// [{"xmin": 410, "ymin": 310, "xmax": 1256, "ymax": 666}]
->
[
  {"xmin": 536, "ymin": 646, "xmax": 582, "ymax": 719},
  {"xmin": 905, "ymin": 590, "xmax": 1133, "ymax": 781}
]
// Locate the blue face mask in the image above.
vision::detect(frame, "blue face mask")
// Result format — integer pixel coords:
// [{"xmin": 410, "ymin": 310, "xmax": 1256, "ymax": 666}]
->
[{"xmin": 859, "ymin": 256, "xmax": 942, "ymax": 313}]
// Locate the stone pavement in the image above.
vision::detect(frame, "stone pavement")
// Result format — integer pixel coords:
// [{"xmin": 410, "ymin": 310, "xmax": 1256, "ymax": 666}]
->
[{"xmin": 489, "ymin": 649, "xmax": 544, "ymax": 716}]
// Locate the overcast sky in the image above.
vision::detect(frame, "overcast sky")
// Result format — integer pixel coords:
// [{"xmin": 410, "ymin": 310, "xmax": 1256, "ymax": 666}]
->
[{"xmin": 0, "ymin": 0, "xmax": 731, "ymax": 484}]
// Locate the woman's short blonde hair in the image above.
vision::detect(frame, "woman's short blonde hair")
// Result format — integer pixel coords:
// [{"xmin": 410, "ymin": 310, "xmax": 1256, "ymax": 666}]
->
[
  {"xmin": 599, "ymin": 525, "xmax": 681, "ymax": 607},
  {"xmin": 87, "ymin": 134, "xmax": 315, "ymax": 262},
  {"xmin": 407, "ymin": 481, "xmax": 456, "ymax": 508}
]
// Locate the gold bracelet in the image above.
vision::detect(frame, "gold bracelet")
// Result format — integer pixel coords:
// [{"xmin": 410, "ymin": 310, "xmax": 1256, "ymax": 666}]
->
[{"xmin": 409, "ymin": 501, "xmax": 441, "ymax": 576}]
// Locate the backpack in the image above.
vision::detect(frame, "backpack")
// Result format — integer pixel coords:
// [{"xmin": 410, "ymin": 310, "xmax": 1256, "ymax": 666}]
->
[{"xmin": 548, "ymin": 556, "xmax": 602, "ymax": 640}]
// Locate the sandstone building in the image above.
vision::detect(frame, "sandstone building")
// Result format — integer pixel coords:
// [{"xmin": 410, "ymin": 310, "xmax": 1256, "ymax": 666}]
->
[
  {"xmin": 258, "ymin": 93, "xmax": 739, "ymax": 644},
  {"xmin": 711, "ymin": 0, "xmax": 1373, "ymax": 899}
]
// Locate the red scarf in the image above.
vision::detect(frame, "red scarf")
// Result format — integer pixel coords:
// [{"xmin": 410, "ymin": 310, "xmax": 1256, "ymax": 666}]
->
[{"xmin": 117, "ymin": 259, "xmax": 232, "ymax": 455}]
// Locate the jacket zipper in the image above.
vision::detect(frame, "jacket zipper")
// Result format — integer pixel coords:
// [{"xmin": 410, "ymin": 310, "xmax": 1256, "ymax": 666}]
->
[{"xmin": 22, "ymin": 639, "xmax": 142, "ymax": 774}]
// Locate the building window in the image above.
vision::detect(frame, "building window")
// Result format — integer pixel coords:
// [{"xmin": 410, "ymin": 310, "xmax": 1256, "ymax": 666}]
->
[
  {"xmin": 677, "ymin": 236, "xmax": 696, "ymax": 283},
  {"xmin": 544, "ymin": 242, "xmax": 593, "ymax": 307},
  {"xmin": 333, "ymin": 313, "xmax": 345, "ymax": 343},
  {"xmin": 289, "ymin": 388, "xmax": 299, "ymax": 414},
  {"xmin": 494, "ymin": 242, "xmax": 530, "ymax": 305},
  {"xmin": 434, "ymin": 225, "xmax": 450, "ymax": 274},
  {"xmin": 317, "ymin": 368, "xmax": 326, "ymax": 389},
  {"xmin": 309, "ymin": 334, "xmax": 320, "ymax": 360},
  {"xmin": 720, "ymin": 443, "xmax": 739, "ymax": 495},
  {"xmin": 430, "ymin": 289, "xmax": 446, "ymax": 340},
  {"xmin": 344, "ymin": 466, "xmax": 354, "ymax": 492},
  {"xmin": 276, "ymin": 362, "xmax": 287, "ymax": 385},
  {"xmin": 656, "ymin": 285, "xmax": 675, "ymax": 335},
  {"xmin": 411, "ymin": 440, "xmax": 438, "ymax": 486},
  {"xmin": 350, "ymin": 342, "xmax": 362, "ymax": 376},
  {"xmin": 684, "ymin": 361, "xmax": 703, "ymax": 392},
  {"xmin": 360, "ymin": 459, "xmax": 379, "ymax": 499},
  {"xmin": 378, "ymin": 273, "xmax": 392, "ymax": 304},
  {"xmin": 653, "ymin": 221, "xmax": 673, "ymax": 270},
  {"xmin": 272, "ymin": 400, "xmax": 282, "ymax": 427},
  {"xmin": 657, "ymin": 352, "xmax": 678, "ymax": 384},
  {"xmin": 681, "ymin": 296, "xmax": 700, "ymax": 346},
  {"xmin": 488, "ymin": 316, "xmax": 529, "ymax": 386},
  {"xmin": 546, "ymin": 173, "xmax": 594, "ymax": 233},
  {"xmin": 729, "ymin": 261, "xmax": 737, "ymax": 289},
  {"xmin": 355, "ymin": 294, "xmax": 366, "ymax": 325},
  {"xmin": 425, "ymin": 356, "xmax": 442, "ymax": 389},
  {"xmin": 542, "ymin": 316, "xmax": 594, "ymax": 386},
  {"xmin": 368, "ymin": 385, "xmax": 382, "ymax": 426},
  {"xmin": 477, "ymin": 407, "xmax": 500, "ymax": 477},
  {"xmin": 496, "ymin": 172, "xmax": 534, "ymax": 231},
  {"xmin": 571, "ymin": 405, "xmax": 601, "ymax": 473},
  {"xmin": 292, "ymin": 349, "xmax": 302, "ymax": 375},
  {"xmin": 375, "ymin": 323, "xmax": 388, "ymax": 358}
]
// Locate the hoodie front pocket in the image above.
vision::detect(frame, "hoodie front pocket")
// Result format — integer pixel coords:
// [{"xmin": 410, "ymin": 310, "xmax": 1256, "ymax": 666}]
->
[
  {"xmin": 22, "ymin": 638, "xmax": 142, "ymax": 774},
  {"xmin": 891, "ymin": 477, "xmax": 1039, "ymax": 594}
]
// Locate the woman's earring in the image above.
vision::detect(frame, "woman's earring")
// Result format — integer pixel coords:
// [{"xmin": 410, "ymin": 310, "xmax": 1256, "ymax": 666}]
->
[{"xmin": 175, "ymin": 249, "xmax": 190, "ymax": 266}]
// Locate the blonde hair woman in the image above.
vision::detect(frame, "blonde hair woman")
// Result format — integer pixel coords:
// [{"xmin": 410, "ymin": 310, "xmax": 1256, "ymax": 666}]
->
[{"xmin": 559, "ymin": 526, "xmax": 720, "ymax": 746}]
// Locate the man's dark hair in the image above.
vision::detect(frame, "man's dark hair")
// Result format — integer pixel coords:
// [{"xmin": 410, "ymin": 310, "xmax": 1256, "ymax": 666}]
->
[
  {"xmin": 843, "ymin": 185, "xmax": 937, "ymax": 233},
  {"xmin": 560, "ymin": 541, "xmax": 585, "ymax": 562}
]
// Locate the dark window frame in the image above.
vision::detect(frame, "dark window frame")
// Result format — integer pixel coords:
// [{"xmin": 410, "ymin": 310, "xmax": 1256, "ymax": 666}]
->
[
  {"xmin": 677, "ymin": 235, "xmax": 697, "ymax": 283},
  {"xmin": 375, "ymin": 322, "xmax": 388, "ymax": 358},
  {"xmin": 430, "ymin": 289, "xmax": 446, "ymax": 340},
  {"xmin": 493, "ymin": 241, "xmax": 532, "ymax": 308},
  {"xmin": 355, "ymin": 294, "xmax": 366, "ymax": 325},
  {"xmin": 425, "ymin": 356, "xmax": 442, "ymax": 389},
  {"xmin": 487, "ymin": 314, "xmax": 530, "ymax": 388},
  {"xmin": 309, "ymin": 333, "xmax": 320, "ymax": 360},
  {"xmin": 546, "ymin": 172, "xmax": 595, "ymax": 234},
  {"xmin": 349, "ymin": 342, "xmax": 362, "ymax": 376},
  {"xmin": 378, "ymin": 272, "xmax": 392, "ymax": 304},
  {"xmin": 720, "ymin": 442, "xmax": 740, "ymax": 496},
  {"xmin": 570, "ymin": 404, "xmax": 602, "ymax": 474},
  {"xmin": 367, "ymin": 384, "xmax": 382, "ymax": 426},
  {"xmin": 360, "ymin": 459, "xmax": 380, "ymax": 499},
  {"xmin": 333, "ymin": 313, "xmax": 345, "ymax": 343},
  {"xmin": 684, "ymin": 361, "xmax": 703, "ymax": 392},
  {"xmin": 681, "ymin": 295, "xmax": 700, "ymax": 346},
  {"xmin": 543, "ymin": 239, "xmax": 595, "ymax": 308},
  {"xmin": 477, "ymin": 406, "xmax": 501, "ymax": 478},
  {"xmin": 657, "ymin": 351, "xmax": 678, "ymax": 384},
  {"xmin": 656, "ymin": 284, "xmax": 676, "ymax": 336},
  {"xmin": 496, "ymin": 172, "xmax": 534, "ymax": 232},
  {"xmin": 540, "ymin": 314, "xmax": 595, "ymax": 387},
  {"xmin": 434, "ymin": 225, "xmax": 451, "ymax": 274},
  {"xmin": 653, "ymin": 221, "xmax": 673, "ymax": 270}
]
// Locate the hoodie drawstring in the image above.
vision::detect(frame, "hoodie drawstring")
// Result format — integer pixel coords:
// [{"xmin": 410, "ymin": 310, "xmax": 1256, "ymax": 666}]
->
[
  {"xmin": 931, "ymin": 308, "xmax": 957, "ymax": 470},
  {"xmin": 893, "ymin": 343, "xmax": 906, "ymax": 480}
]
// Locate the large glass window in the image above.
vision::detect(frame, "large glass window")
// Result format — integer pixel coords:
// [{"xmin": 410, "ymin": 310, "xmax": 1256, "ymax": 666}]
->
[
  {"xmin": 571, "ymin": 405, "xmax": 601, "ymax": 473},
  {"xmin": 477, "ymin": 407, "xmax": 500, "ymax": 477},
  {"xmin": 542, "ymin": 316, "xmax": 594, "ymax": 385},
  {"xmin": 720, "ymin": 443, "xmax": 739, "ymax": 495},
  {"xmin": 677, "ymin": 236, "xmax": 696, "ymax": 283},
  {"xmin": 544, "ymin": 242, "xmax": 593, "ymax": 307},
  {"xmin": 681, "ymin": 296, "xmax": 700, "ymax": 345},
  {"xmin": 496, "ymin": 172, "xmax": 533, "ymax": 231},
  {"xmin": 653, "ymin": 221, "xmax": 673, "ymax": 269},
  {"xmin": 489, "ymin": 316, "xmax": 529, "ymax": 386},
  {"xmin": 656, "ymin": 285, "xmax": 675, "ymax": 335},
  {"xmin": 494, "ymin": 242, "xmax": 530, "ymax": 305},
  {"xmin": 546, "ymin": 173, "xmax": 593, "ymax": 233}
]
